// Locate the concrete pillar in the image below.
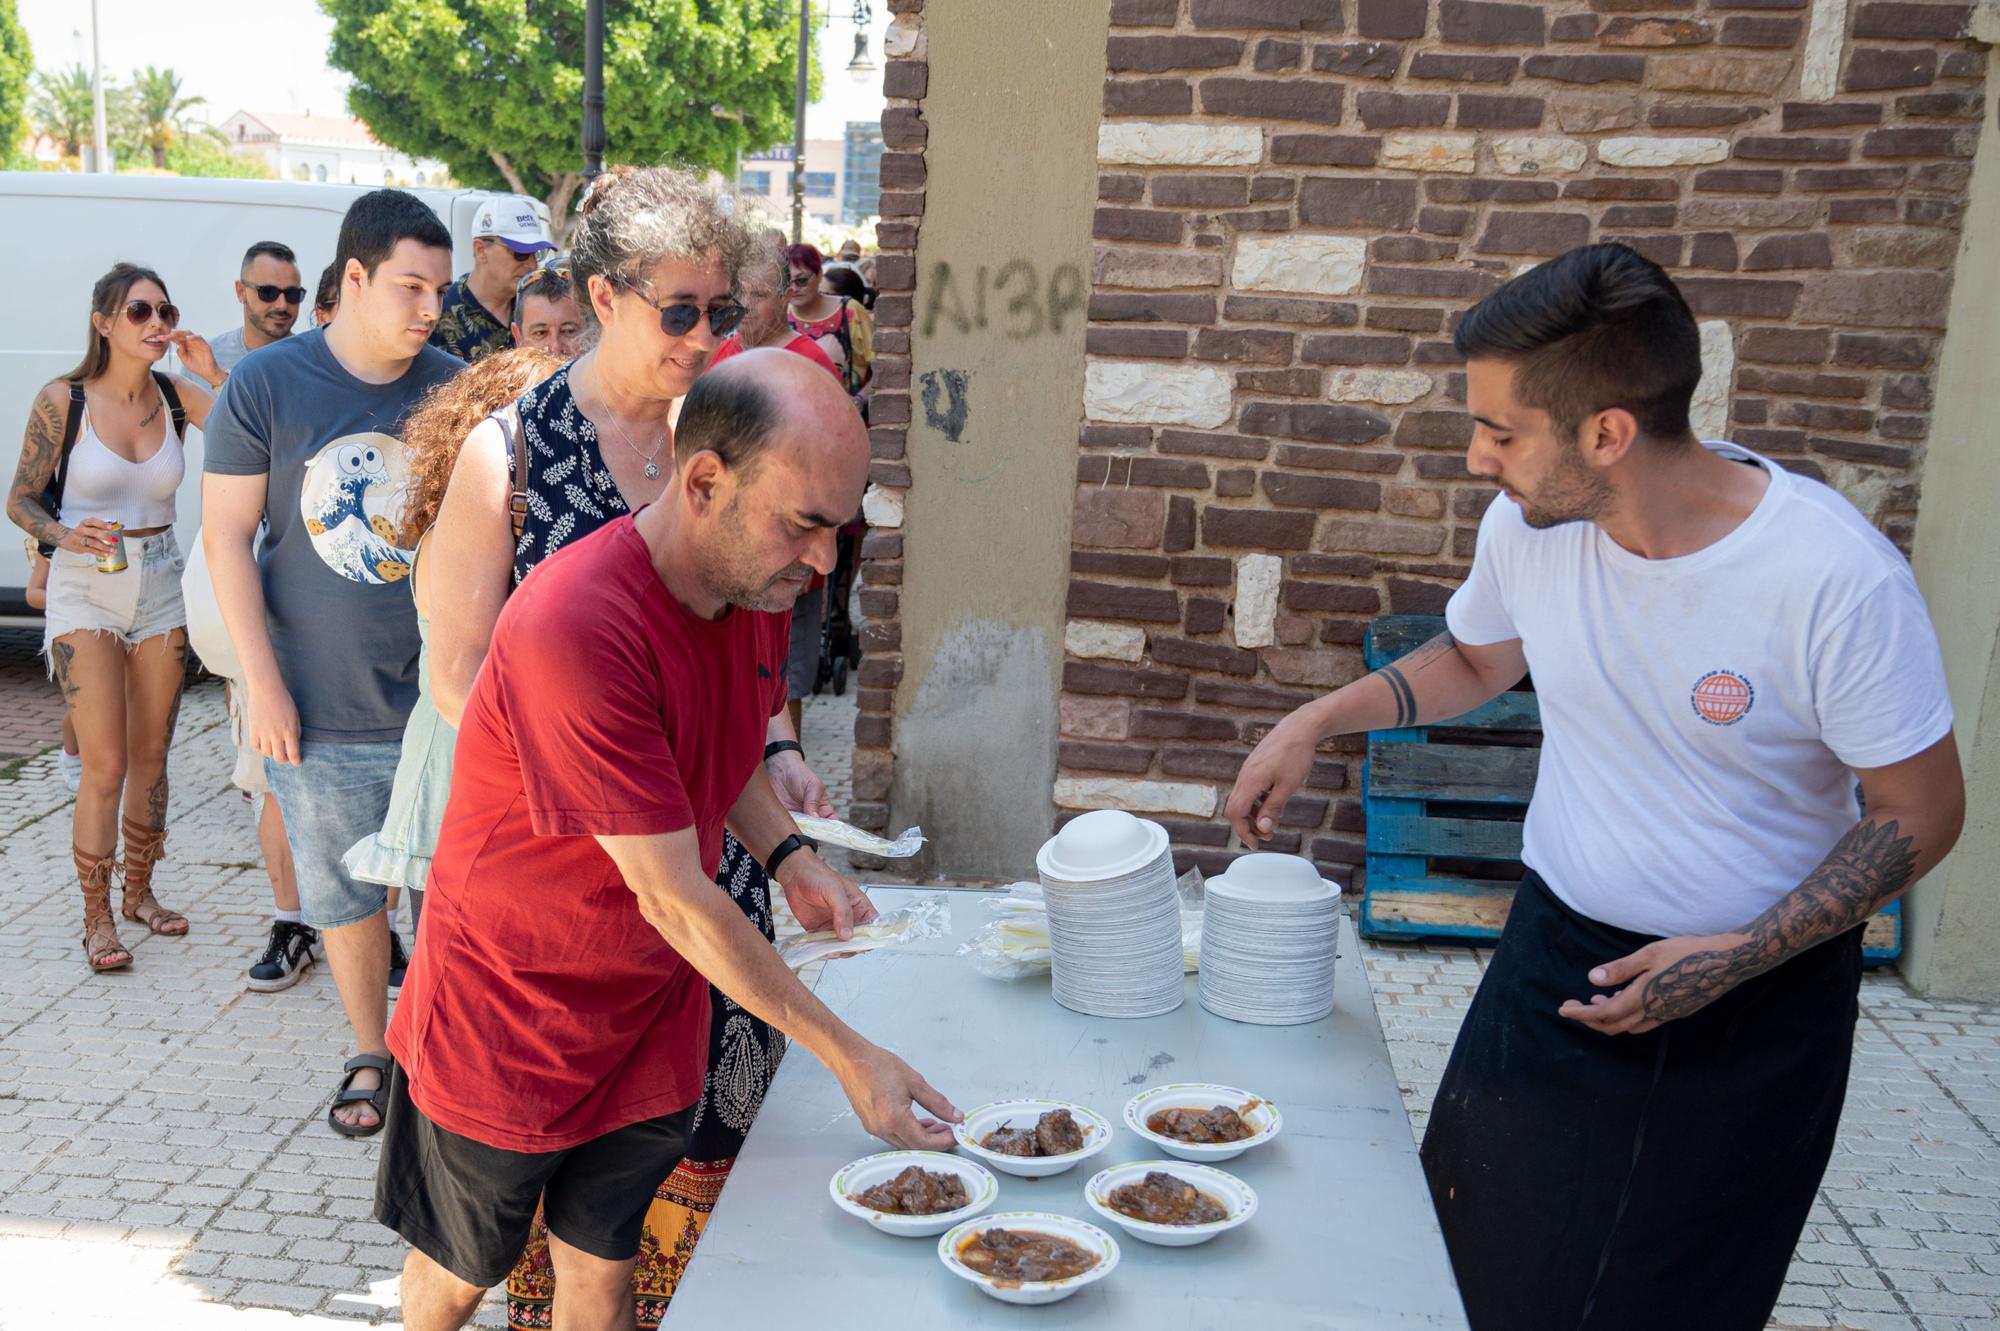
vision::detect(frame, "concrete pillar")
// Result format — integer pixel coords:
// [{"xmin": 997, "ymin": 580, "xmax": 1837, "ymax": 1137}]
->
[
  {"xmin": 891, "ymin": 0, "xmax": 1110, "ymax": 878},
  {"xmin": 1904, "ymin": 23, "xmax": 2000, "ymax": 1000}
]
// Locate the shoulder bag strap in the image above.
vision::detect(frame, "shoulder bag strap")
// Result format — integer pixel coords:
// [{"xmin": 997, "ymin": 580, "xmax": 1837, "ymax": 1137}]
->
[
  {"xmin": 151, "ymin": 371, "xmax": 188, "ymax": 440},
  {"xmin": 503, "ymin": 405, "xmax": 530, "ymax": 545}
]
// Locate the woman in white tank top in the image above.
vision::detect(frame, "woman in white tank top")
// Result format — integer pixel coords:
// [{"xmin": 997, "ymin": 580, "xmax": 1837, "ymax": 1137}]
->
[{"xmin": 7, "ymin": 263, "xmax": 223, "ymax": 973}]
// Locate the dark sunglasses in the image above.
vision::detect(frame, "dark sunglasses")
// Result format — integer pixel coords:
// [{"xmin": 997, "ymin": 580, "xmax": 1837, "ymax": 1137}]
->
[
  {"xmin": 122, "ymin": 299, "xmax": 180, "ymax": 328},
  {"xmin": 623, "ymin": 282, "xmax": 745, "ymax": 338},
  {"xmin": 251, "ymin": 283, "xmax": 307, "ymax": 305},
  {"xmin": 786, "ymin": 271, "xmax": 816, "ymax": 290}
]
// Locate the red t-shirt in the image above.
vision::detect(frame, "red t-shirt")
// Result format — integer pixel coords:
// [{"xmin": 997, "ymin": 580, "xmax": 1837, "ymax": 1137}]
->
[
  {"xmin": 386, "ymin": 516, "xmax": 790, "ymax": 1152},
  {"xmin": 708, "ymin": 331, "xmax": 841, "ymax": 378}
]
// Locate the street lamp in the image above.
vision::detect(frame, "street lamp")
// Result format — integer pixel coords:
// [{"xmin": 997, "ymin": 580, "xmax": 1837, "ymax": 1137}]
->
[{"xmin": 792, "ymin": 1, "xmax": 874, "ymax": 244}]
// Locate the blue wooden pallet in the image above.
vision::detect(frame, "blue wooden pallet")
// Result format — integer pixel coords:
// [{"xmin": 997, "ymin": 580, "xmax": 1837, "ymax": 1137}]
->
[{"xmin": 1357, "ymin": 615, "xmax": 1902, "ymax": 963}]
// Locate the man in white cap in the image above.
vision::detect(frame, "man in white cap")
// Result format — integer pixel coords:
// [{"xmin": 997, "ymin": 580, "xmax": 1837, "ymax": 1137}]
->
[{"xmin": 430, "ymin": 194, "xmax": 555, "ymax": 363}]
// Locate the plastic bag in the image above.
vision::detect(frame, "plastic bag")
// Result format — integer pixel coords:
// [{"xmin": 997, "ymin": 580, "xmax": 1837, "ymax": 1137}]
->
[
  {"xmin": 776, "ymin": 893, "xmax": 950, "ymax": 969},
  {"xmin": 793, "ymin": 814, "xmax": 926, "ymax": 859},
  {"xmin": 958, "ymin": 876, "xmax": 1206, "ymax": 980}
]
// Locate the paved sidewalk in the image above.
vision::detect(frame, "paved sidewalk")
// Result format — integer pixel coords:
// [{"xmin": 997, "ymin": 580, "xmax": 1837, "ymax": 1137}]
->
[{"xmin": 0, "ymin": 684, "xmax": 1994, "ymax": 1328}]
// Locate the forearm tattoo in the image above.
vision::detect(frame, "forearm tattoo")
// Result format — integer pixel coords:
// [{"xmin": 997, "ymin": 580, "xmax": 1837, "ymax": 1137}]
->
[
  {"xmin": 1372, "ymin": 631, "xmax": 1457, "ymax": 728},
  {"xmin": 9, "ymin": 392, "xmax": 69, "ymax": 546},
  {"xmin": 1642, "ymin": 818, "xmax": 1920, "ymax": 1024}
]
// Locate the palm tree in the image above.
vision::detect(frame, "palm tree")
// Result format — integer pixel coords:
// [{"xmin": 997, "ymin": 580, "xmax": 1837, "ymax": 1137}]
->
[
  {"xmin": 28, "ymin": 63, "xmax": 94, "ymax": 160},
  {"xmin": 131, "ymin": 65, "xmax": 202, "ymax": 169}
]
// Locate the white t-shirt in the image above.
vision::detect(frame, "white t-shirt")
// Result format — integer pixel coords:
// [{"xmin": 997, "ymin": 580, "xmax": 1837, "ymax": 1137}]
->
[{"xmin": 1444, "ymin": 442, "xmax": 1952, "ymax": 939}]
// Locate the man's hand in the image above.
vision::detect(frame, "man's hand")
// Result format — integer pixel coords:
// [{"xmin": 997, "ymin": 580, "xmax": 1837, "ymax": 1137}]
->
[
  {"xmin": 246, "ymin": 678, "xmax": 303, "ymax": 766},
  {"xmin": 1225, "ymin": 706, "xmax": 1323, "ymax": 848},
  {"xmin": 776, "ymin": 851, "xmax": 876, "ymax": 940},
  {"xmin": 1557, "ymin": 932, "xmax": 1750, "ymax": 1036},
  {"xmin": 831, "ymin": 1040, "xmax": 960, "ymax": 1150},
  {"xmin": 767, "ymin": 751, "xmax": 835, "ymax": 818}
]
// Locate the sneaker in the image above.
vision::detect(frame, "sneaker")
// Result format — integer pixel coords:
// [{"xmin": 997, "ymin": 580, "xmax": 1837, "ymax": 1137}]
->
[
  {"xmin": 388, "ymin": 928, "xmax": 410, "ymax": 990},
  {"xmin": 246, "ymin": 920, "xmax": 319, "ymax": 993},
  {"xmin": 58, "ymin": 750, "xmax": 80, "ymax": 794}
]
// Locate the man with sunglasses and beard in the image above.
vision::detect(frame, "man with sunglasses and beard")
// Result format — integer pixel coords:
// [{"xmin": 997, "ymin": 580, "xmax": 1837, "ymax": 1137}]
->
[{"xmin": 210, "ymin": 241, "xmax": 306, "ymax": 375}]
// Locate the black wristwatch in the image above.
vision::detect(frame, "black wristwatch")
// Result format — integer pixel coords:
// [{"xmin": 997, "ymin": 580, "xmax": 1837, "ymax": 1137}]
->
[
  {"xmin": 765, "ymin": 832, "xmax": 819, "ymax": 879},
  {"xmin": 764, "ymin": 740, "xmax": 804, "ymax": 761}
]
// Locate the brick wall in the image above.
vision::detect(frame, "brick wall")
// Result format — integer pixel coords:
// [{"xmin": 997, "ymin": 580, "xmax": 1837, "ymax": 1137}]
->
[
  {"xmin": 850, "ymin": 0, "xmax": 927, "ymax": 834},
  {"xmin": 1058, "ymin": 0, "xmax": 1986, "ymax": 882}
]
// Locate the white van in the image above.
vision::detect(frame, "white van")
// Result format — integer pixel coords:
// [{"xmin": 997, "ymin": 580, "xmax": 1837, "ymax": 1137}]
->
[{"xmin": 0, "ymin": 172, "xmax": 549, "ymax": 614}]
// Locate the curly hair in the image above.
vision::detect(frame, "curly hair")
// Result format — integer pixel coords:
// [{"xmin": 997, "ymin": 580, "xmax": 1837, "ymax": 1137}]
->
[
  {"xmin": 398, "ymin": 347, "xmax": 564, "ymax": 547},
  {"xmin": 571, "ymin": 165, "xmax": 755, "ymax": 307}
]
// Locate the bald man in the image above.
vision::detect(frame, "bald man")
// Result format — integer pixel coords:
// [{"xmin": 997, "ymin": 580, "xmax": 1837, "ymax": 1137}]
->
[{"xmin": 379, "ymin": 351, "xmax": 960, "ymax": 1331}]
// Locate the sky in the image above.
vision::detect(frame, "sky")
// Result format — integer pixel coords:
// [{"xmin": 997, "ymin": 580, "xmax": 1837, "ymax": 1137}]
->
[{"xmin": 16, "ymin": 0, "xmax": 887, "ymax": 144}]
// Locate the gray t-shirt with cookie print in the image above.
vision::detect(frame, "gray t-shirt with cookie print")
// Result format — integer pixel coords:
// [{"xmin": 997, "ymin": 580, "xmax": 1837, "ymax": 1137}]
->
[{"xmin": 203, "ymin": 327, "xmax": 459, "ymax": 743}]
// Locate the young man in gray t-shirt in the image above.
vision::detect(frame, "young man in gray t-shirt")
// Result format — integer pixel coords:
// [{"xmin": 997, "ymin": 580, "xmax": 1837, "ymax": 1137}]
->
[{"xmin": 204, "ymin": 191, "xmax": 459, "ymax": 1139}]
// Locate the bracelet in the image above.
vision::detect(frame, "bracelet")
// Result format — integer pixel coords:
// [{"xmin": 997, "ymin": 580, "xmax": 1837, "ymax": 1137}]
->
[
  {"xmin": 764, "ymin": 831, "xmax": 818, "ymax": 879},
  {"xmin": 764, "ymin": 740, "xmax": 804, "ymax": 761}
]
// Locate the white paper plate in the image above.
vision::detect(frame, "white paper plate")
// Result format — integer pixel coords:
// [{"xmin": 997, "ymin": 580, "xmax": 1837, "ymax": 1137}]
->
[
  {"xmin": 1124, "ymin": 1084, "xmax": 1282, "ymax": 1163},
  {"xmin": 937, "ymin": 1211, "xmax": 1120, "ymax": 1305},
  {"xmin": 952, "ymin": 1099, "xmax": 1113, "ymax": 1178},
  {"xmin": 828, "ymin": 1150, "xmax": 997, "ymax": 1237},
  {"xmin": 1084, "ymin": 1160, "xmax": 1258, "ymax": 1247}
]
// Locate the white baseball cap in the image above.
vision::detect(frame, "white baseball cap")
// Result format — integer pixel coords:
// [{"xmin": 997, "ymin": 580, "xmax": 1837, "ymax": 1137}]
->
[{"xmin": 473, "ymin": 195, "xmax": 555, "ymax": 255}]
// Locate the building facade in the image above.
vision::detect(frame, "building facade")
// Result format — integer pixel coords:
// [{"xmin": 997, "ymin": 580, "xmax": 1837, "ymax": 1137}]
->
[{"xmin": 216, "ymin": 111, "xmax": 450, "ymax": 188}]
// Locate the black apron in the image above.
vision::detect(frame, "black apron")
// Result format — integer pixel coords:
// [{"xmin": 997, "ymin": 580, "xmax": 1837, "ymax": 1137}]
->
[{"xmin": 1421, "ymin": 871, "xmax": 1863, "ymax": 1331}]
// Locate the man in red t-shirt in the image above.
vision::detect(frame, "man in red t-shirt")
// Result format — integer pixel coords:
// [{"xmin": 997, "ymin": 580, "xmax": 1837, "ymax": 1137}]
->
[{"xmin": 376, "ymin": 350, "xmax": 957, "ymax": 1330}]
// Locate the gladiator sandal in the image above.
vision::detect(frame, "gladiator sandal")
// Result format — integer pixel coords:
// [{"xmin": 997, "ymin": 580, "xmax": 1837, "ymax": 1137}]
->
[
  {"xmin": 118, "ymin": 816, "xmax": 188, "ymax": 937},
  {"xmin": 77, "ymin": 847, "xmax": 132, "ymax": 972}
]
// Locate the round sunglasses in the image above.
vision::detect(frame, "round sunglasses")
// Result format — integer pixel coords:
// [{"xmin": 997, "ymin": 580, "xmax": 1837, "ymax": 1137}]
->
[
  {"xmin": 622, "ymin": 282, "xmax": 746, "ymax": 339},
  {"xmin": 249, "ymin": 283, "xmax": 307, "ymax": 305},
  {"xmin": 120, "ymin": 299, "xmax": 180, "ymax": 328}
]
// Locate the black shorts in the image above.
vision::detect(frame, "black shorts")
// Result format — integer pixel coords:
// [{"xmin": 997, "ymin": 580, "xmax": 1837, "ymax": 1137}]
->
[{"xmin": 373, "ymin": 1064, "xmax": 694, "ymax": 1288}]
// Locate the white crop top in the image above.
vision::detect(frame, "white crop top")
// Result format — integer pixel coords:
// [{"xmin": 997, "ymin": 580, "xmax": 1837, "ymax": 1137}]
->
[{"xmin": 57, "ymin": 386, "xmax": 185, "ymax": 531}]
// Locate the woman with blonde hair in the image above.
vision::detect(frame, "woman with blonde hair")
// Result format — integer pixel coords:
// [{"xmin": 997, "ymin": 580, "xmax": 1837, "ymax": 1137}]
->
[
  {"xmin": 418, "ymin": 163, "xmax": 842, "ymax": 1330},
  {"xmin": 342, "ymin": 347, "xmax": 564, "ymax": 935},
  {"xmin": 8, "ymin": 263, "xmax": 223, "ymax": 971}
]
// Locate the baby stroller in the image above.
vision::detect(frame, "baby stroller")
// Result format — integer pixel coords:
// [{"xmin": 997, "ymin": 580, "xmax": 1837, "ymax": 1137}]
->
[{"xmin": 814, "ymin": 521, "xmax": 866, "ymax": 696}]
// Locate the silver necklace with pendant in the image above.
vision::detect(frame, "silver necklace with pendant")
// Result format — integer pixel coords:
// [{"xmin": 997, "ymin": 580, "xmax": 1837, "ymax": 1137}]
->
[{"xmin": 596, "ymin": 399, "xmax": 665, "ymax": 480}]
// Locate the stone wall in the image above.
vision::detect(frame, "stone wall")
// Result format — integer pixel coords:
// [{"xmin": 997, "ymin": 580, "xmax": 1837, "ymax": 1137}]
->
[{"xmin": 1056, "ymin": 0, "xmax": 1987, "ymax": 881}]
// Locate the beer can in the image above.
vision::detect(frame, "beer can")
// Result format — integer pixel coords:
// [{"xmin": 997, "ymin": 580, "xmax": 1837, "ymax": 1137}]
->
[{"xmin": 94, "ymin": 523, "xmax": 128, "ymax": 574}]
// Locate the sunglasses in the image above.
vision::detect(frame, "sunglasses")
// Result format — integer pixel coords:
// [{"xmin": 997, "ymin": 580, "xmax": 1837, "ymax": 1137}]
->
[
  {"xmin": 787, "ymin": 272, "xmax": 816, "ymax": 290},
  {"xmin": 250, "ymin": 283, "xmax": 307, "ymax": 305},
  {"xmin": 516, "ymin": 255, "xmax": 573, "ymax": 300},
  {"xmin": 623, "ymin": 282, "xmax": 746, "ymax": 338},
  {"xmin": 122, "ymin": 299, "xmax": 180, "ymax": 328}
]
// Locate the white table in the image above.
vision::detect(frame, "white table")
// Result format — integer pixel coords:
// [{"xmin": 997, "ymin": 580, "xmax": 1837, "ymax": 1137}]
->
[{"xmin": 664, "ymin": 888, "xmax": 1469, "ymax": 1328}]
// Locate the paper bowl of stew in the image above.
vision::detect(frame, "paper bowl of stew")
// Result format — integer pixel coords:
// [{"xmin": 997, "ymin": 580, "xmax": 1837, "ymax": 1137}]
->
[
  {"xmin": 952, "ymin": 1098, "xmax": 1112, "ymax": 1178},
  {"xmin": 1123, "ymin": 1083, "xmax": 1281, "ymax": 1162},
  {"xmin": 937, "ymin": 1211, "xmax": 1120, "ymax": 1306},
  {"xmin": 829, "ymin": 1150, "xmax": 998, "ymax": 1237},
  {"xmin": 1084, "ymin": 1160, "xmax": 1258, "ymax": 1247}
]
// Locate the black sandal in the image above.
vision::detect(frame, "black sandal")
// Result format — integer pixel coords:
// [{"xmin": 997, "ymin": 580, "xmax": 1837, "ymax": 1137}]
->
[{"xmin": 328, "ymin": 1053, "xmax": 392, "ymax": 1138}]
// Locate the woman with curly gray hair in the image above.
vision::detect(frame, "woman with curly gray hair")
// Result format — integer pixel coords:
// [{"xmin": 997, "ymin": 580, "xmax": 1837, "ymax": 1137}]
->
[{"xmin": 409, "ymin": 164, "xmax": 843, "ymax": 1330}]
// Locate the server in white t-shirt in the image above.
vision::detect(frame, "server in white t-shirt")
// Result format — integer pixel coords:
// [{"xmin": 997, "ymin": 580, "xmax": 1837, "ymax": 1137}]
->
[{"xmin": 1225, "ymin": 244, "xmax": 1964, "ymax": 1331}]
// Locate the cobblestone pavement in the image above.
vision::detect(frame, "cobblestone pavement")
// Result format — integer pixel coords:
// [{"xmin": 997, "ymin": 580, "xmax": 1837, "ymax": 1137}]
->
[
  {"xmin": 0, "ymin": 681, "xmax": 1994, "ymax": 1328},
  {"xmin": 0, "ymin": 628, "xmax": 67, "ymax": 764}
]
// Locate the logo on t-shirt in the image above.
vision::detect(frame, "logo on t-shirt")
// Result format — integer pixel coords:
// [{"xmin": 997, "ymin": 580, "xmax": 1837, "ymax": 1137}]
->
[
  {"xmin": 299, "ymin": 432, "xmax": 414, "ymax": 585},
  {"xmin": 1690, "ymin": 670, "xmax": 1755, "ymax": 726}
]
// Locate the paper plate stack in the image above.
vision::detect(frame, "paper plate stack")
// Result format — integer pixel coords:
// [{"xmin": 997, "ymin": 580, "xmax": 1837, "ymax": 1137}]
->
[
  {"xmin": 1198, "ymin": 853, "xmax": 1340, "ymax": 1026},
  {"xmin": 1034, "ymin": 810, "xmax": 1185, "ymax": 1019}
]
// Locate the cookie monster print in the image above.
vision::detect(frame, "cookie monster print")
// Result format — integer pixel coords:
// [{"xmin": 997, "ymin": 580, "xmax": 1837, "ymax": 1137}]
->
[{"xmin": 298, "ymin": 433, "xmax": 414, "ymax": 585}]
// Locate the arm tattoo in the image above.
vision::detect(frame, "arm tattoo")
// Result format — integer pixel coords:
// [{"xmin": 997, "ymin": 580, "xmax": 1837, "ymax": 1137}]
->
[
  {"xmin": 9, "ymin": 391, "xmax": 70, "ymax": 546},
  {"xmin": 1369, "ymin": 631, "xmax": 1457, "ymax": 729},
  {"xmin": 1642, "ymin": 818, "xmax": 1919, "ymax": 1023}
]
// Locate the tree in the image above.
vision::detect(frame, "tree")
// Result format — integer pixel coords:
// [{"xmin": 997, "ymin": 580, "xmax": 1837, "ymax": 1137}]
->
[
  {"xmin": 166, "ymin": 126, "xmax": 274, "ymax": 179},
  {"xmin": 131, "ymin": 65, "xmax": 205, "ymax": 169},
  {"xmin": 29, "ymin": 63, "xmax": 95, "ymax": 160},
  {"xmin": 0, "ymin": 0, "xmax": 29, "ymax": 160},
  {"xmin": 321, "ymin": 0, "xmax": 812, "ymax": 235}
]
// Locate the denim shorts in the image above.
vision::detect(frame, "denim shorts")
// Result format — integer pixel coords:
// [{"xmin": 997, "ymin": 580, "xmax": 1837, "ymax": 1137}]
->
[
  {"xmin": 42, "ymin": 530, "xmax": 186, "ymax": 660},
  {"xmin": 264, "ymin": 739, "xmax": 402, "ymax": 929}
]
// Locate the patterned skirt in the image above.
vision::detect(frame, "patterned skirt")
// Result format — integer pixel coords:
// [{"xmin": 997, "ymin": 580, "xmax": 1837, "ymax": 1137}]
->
[{"xmin": 505, "ymin": 832, "xmax": 785, "ymax": 1329}]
